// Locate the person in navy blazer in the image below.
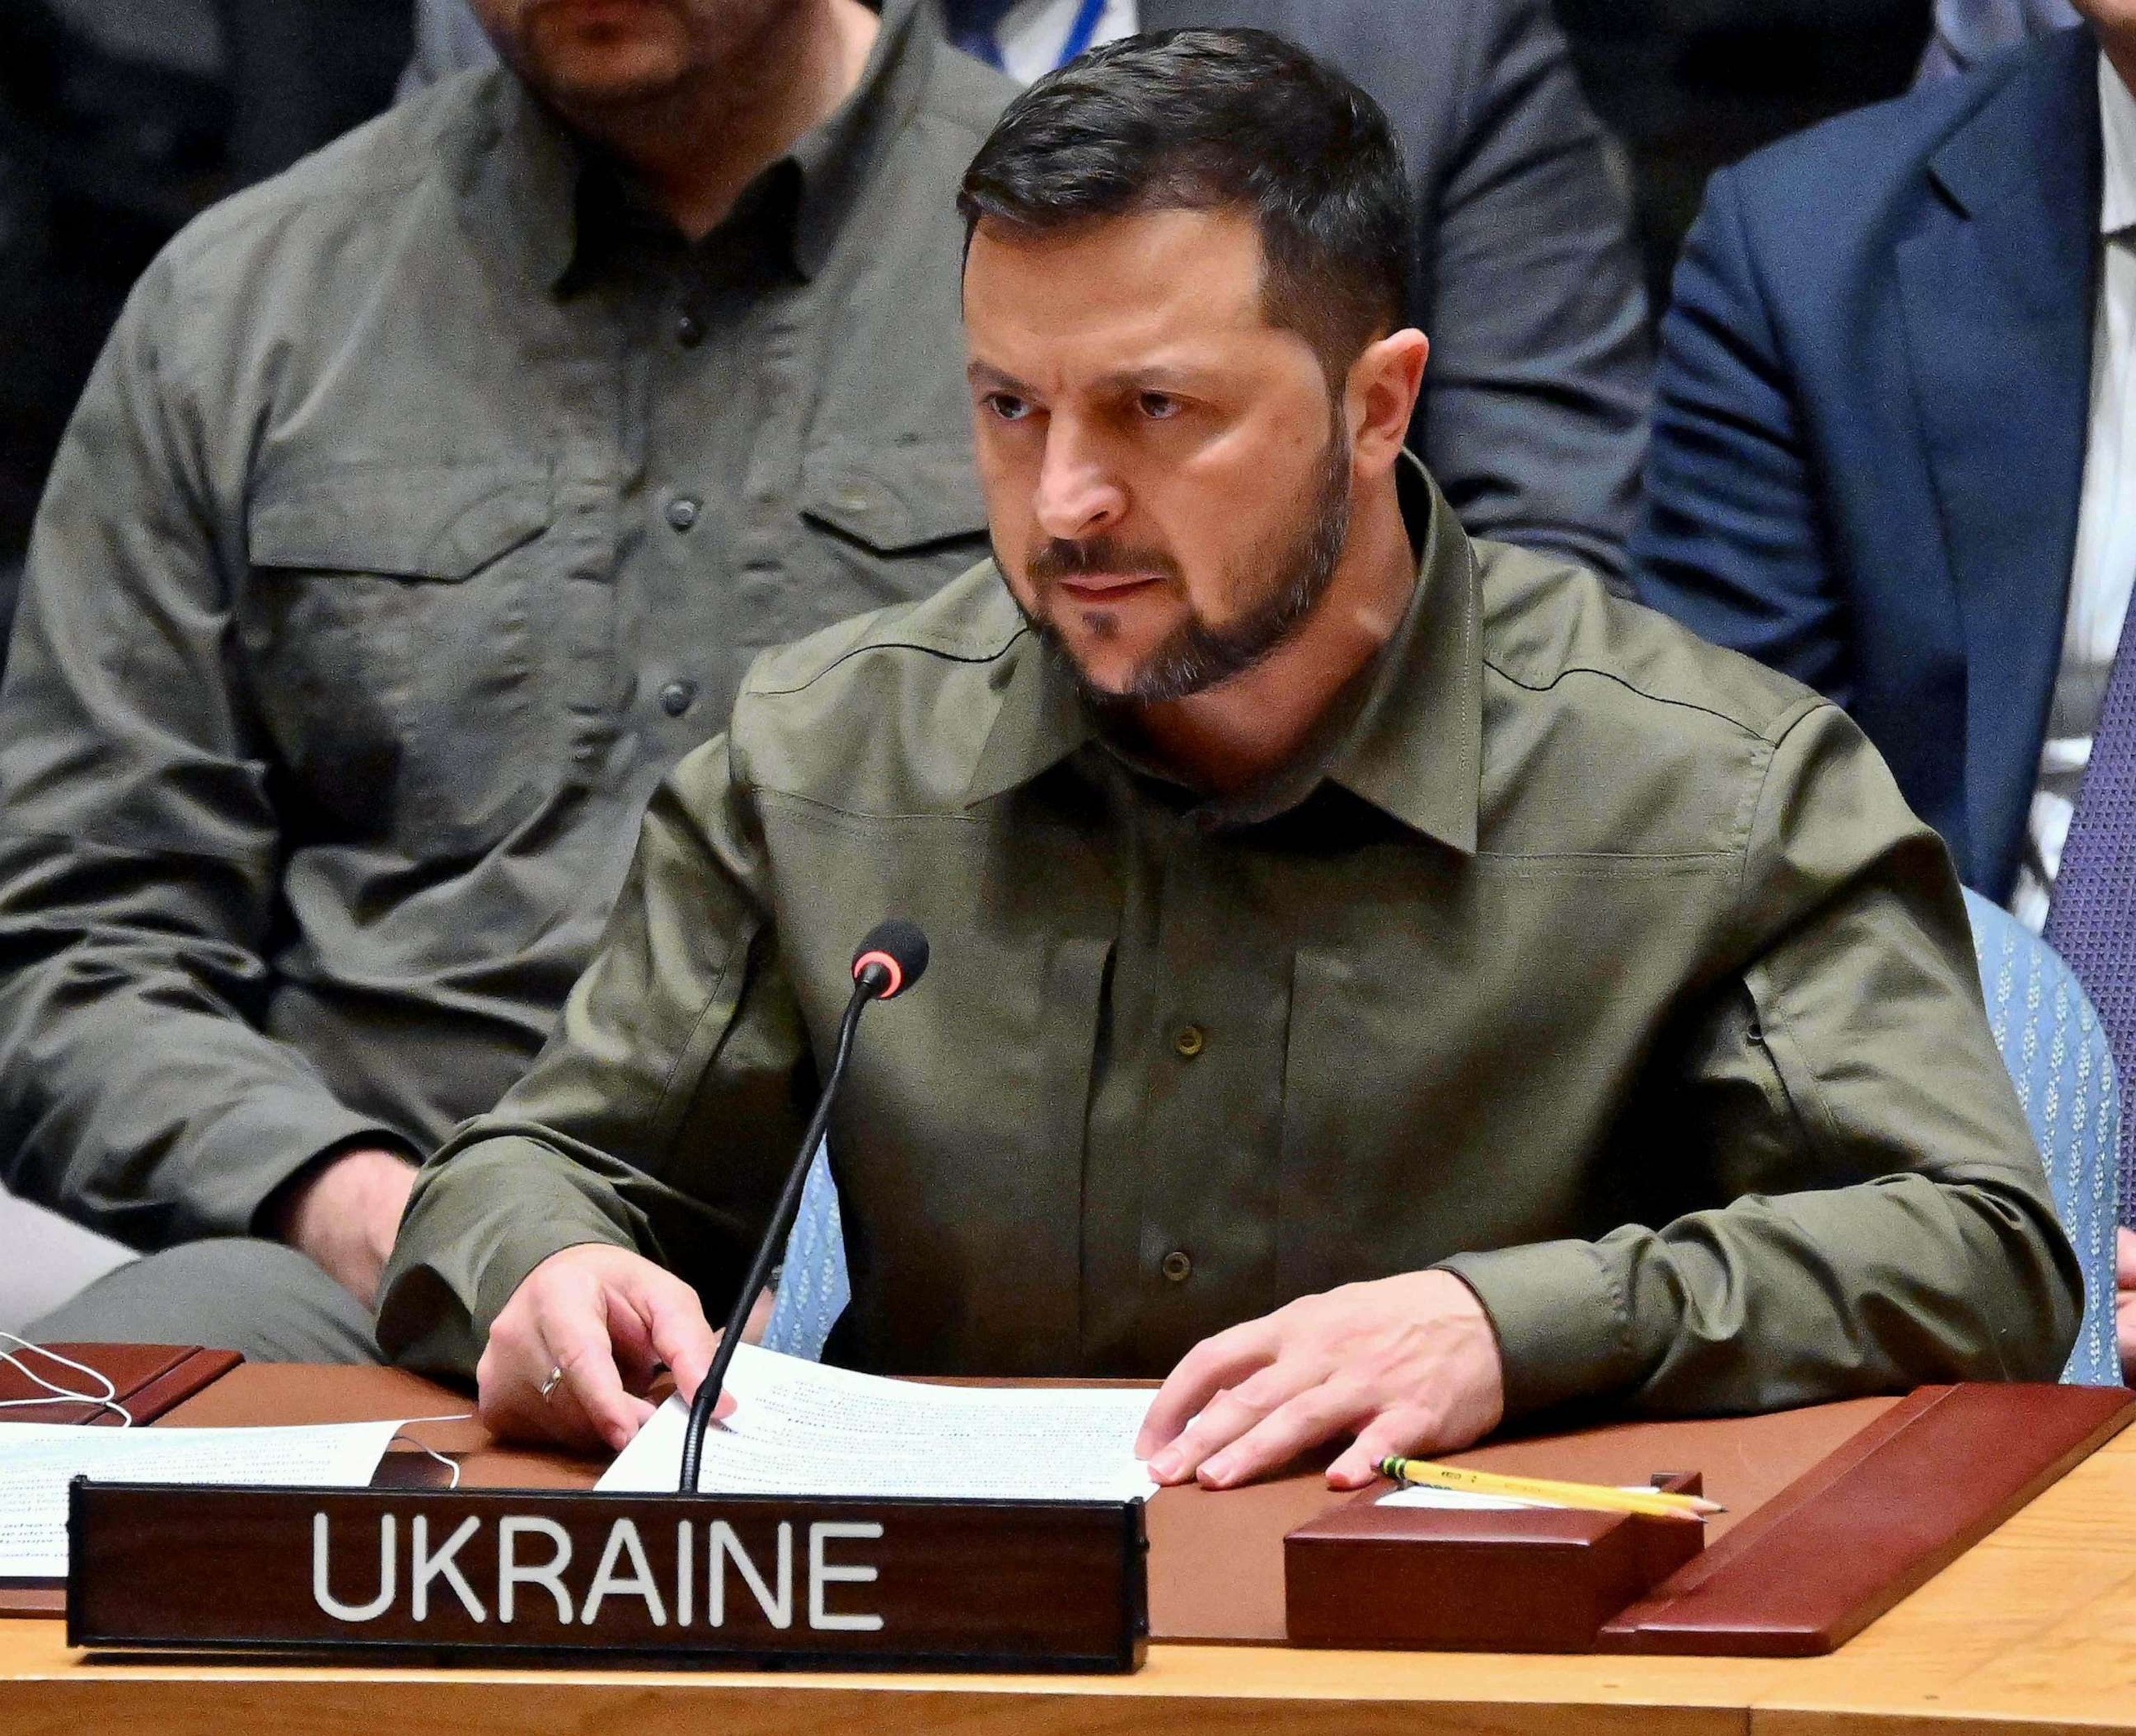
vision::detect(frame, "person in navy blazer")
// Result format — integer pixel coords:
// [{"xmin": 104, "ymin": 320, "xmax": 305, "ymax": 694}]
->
[{"xmin": 1632, "ymin": 22, "xmax": 2104, "ymax": 902}]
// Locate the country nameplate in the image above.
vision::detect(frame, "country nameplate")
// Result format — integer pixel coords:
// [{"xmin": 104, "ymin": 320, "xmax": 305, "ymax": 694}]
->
[{"xmin": 67, "ymin": 1481, "xmax": 1148, "ymax": 1671}]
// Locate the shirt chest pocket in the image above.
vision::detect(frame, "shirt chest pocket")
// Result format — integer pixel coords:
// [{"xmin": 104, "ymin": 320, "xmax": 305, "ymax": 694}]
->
[
  {"xmin": 774, "ymin": 439, "xmax": 992, "ymax": 642},
  {"xmin": 241, "ymin": 461, "xmax": 566, "ymax": 857}
]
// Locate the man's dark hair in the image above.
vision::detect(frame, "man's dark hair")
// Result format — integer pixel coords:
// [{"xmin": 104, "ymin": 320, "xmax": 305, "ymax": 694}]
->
[{"xmin": 957, "ymin": 29, "xmax": 1411, "ymax": 385}]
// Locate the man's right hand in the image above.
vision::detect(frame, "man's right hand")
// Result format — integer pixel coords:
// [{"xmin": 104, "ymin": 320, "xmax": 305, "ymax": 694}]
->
[{"xmin": 478, "ymin": 1244, "xmax": 727, "ymax": 1453}]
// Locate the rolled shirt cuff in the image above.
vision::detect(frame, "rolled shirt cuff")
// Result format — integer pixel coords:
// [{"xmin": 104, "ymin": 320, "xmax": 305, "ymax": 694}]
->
[
  {"xmin": 145, "ymin": 1091, "xmax": 415, "ymax": 1248},
  {"xmin": 375, "ymin": 1136, "xmax": 640, "ymax": 1375},
  {"xmin": 1435, "ymin": 1238, "xmax": 1643, "ymax": 1420}
]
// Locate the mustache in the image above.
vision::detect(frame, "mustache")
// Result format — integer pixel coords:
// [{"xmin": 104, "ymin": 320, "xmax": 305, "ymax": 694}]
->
[{"xmin": 1024, "ymin": 536, "xmax": 1183, "ymax": 585}]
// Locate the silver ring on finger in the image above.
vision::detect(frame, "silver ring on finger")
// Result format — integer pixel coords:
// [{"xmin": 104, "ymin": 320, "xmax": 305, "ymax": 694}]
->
[{"xmin": 539, "ymin": 1364, "xmax": 566, "ymax": 1403}]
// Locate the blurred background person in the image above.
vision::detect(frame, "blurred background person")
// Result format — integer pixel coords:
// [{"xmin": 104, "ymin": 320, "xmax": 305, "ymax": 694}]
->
[
  {"xmin": 1631, "ymin": 6, "xmax": 2136, "ymax": 1365},
  {"xmin": 0, "ymin": 0, "xmax": 1008, "ymax": 1354}
]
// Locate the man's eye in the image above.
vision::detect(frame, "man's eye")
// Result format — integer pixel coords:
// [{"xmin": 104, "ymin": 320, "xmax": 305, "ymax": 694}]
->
[
  {"xmin": 1138, "ymin": 392, "xmax": 1182, "ymax": 421},
  {"xmin": 985, "ymin": 394, "xmax": 1033, "ymax": 423}
]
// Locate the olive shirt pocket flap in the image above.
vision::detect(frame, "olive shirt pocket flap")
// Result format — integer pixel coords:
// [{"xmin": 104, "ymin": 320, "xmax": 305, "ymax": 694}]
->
[
  {"xmin": 799, "ymin": 441, "xmax": 988, "ymax": 553},
  {"xmin": 246, "ymin": 462, "xmax": 553, "ymax": 580}
]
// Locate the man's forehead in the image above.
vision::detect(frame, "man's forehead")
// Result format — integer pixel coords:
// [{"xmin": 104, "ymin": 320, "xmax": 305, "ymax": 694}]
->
[
  {"xmin": 969, "ymin": 208, "xmax": 1264, "ymax": 322},
  {"xmin": 962, "ymin": 206, "xmax": 1270, "ymax": 343}
]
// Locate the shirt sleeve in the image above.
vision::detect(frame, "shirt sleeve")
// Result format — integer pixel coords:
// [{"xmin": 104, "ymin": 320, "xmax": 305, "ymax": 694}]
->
[
  {"xmin": 0, "ymin": 253, "xmax": 410, "ymax": 1247},
  {"xmin": 1630, "ymin": 167, "xmax": 1857, "ymax": 707},
  {"xmin": 1441, "ymin": 700, "xmax": 2083, "ymax": 1419},
  {"xmin": 375, "ymin": 733, "xmax": 811, "ymax": 1379},
  {"xmin": 1414, "ymin": 0, "xmax": 1651, "ymax": 587}
]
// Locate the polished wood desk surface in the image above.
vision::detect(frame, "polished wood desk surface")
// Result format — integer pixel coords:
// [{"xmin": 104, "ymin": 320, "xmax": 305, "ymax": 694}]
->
[{"xmin": 3, "ymin": 1366, "xmax": 2135, "ymax": 1735}]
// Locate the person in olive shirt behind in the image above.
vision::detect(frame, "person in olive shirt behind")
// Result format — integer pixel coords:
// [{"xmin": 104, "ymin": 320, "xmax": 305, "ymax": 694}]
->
[
  {"xmin": 0, "ymin": 0, "xmax": 1009, "ymax": 1356},
  {"xmin": 380, "ymin": 33, "xmax": 2079, "ymax": 1488}
]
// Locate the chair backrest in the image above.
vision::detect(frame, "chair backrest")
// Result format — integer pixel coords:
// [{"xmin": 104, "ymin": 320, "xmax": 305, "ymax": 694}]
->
[
  {"xmin": 1963, "ymin": 889, "xmax": 2122, "ymax": 1385},
  {"xmin": 760, "ymin": 1139, "xmax": 850, "ymax": 1361}
]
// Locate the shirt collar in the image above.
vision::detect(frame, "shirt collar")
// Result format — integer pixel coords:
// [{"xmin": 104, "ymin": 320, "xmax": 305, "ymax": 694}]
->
[
  {"xmin": 964, "ymin": 453, "xmax": 1483, "ymax": 856},
  {"xmin": 466, "ymin": 0, "xmax": 932, "ymax": 293},
  {"xmin": 2100, "ymin": 51, "xmax": 2136, "ymax": 237}
]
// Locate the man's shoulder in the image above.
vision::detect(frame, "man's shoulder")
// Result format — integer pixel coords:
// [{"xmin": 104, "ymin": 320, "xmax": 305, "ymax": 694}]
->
[
  {"xmin": 1473, "ymin": 541, "xmax": 1831, "ymax": 857},
  {"xmin": 912, "ymin": 33, "xmax": 1015, "ymax": 143},
  {"xmin": 1713, "ymin": 26, "xmax": 2092, "ymax": 243},
  {"xmin": 731, "ymin": 565, "xmax": 1028, "ymax": 808},
  {"xmin": 1172, "ymin": 0, "xmax": 1553, "ymax": 177},
  {"xmin": 157, "ymin": 70, "xmax": 488, "ymax": 281},
  {"xmin": 1479, "ymin": 540, "xmax": 1820, "ymax": 746}
]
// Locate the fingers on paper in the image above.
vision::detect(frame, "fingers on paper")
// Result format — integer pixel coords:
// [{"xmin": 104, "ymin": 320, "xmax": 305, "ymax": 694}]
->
[
  {"xmin": 635, "ymin": 1277, "xmax": 728, "ymax": 1420},
  {"xmin": 1146, "ymin": 1361, "xmax": 1329, "ymax": 1486},
  {"xmin": 1136, "ymin": 1320, "xmax": 1279, "ymax": 1459}
]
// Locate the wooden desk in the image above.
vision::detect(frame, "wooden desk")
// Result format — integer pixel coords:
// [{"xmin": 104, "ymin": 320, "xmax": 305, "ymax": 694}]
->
[{"xmin": 4, "ymin": 1370, "xmax": 2135, "ymax": 1735}]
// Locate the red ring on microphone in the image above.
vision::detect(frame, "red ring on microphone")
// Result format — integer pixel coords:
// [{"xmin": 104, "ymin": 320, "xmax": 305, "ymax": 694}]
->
[{"xmin": 852, "ymin": 949, "xmax": 903, "ymax": 998}]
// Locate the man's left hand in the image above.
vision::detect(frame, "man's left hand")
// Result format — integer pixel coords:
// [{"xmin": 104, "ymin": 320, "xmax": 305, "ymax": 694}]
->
[{"xmin": 1135, "ymin": 1271, "xmax": 1507, "ymax": 1491}]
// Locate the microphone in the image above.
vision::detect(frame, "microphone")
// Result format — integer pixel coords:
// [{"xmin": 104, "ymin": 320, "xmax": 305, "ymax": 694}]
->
[
  {"xmin": 677, "ymin": 918, "xmax": 930, "ymax": 1493},
  {"xmin": 850, "ymin": 918, "xmax": 928, "ymax": 1003}
]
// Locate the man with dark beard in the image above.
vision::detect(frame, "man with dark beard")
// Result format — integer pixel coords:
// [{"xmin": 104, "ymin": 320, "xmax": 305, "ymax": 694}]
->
[{"xmin": 379, "ymin": 32, "xmax": 2079, "ymax": 1485}]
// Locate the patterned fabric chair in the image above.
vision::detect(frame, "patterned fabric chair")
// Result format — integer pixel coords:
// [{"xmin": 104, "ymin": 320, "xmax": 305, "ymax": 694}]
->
[
  {"xmin": 761, "ymin": 1141, "xmax": 851, "ymax": 1361},
  {"xmin": 1964, "ymin": 889, "xmax": 2122, "ymax": 1386}
]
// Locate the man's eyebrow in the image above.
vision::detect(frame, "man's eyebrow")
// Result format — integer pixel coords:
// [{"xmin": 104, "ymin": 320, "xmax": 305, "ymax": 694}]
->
[
  {"xmin": 966, "ymin": 361, "xmax": 1033, "ymax": 394},
  {"xmin": 965, "ymin": 360, "xmax": 1226, "ymax": 396},
  {"xmin": 1089, "ymin": 364, "xmax": 1220, "ymax": 395}
]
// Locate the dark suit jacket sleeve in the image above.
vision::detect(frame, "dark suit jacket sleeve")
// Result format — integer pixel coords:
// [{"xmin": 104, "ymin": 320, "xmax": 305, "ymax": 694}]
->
[
  {"xmin": 1631, "ymin": 168, "xmax": 1858, "ymax": 708},
  {"xmin": 1415, "ymin": 0, "xmax": 1651, "ymax": 585}
]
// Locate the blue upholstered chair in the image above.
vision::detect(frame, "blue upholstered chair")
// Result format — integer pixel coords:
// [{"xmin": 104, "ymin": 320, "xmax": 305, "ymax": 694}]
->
[
  {"xmin": 761, "ymin": 1141, "xmax": 851, "ymax": 1361},
  {"xmin": 1963, "ymin": 889, "xmax": 2122, "ymax": 1386}
]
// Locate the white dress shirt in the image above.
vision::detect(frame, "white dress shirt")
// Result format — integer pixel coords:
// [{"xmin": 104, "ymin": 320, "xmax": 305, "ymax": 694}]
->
[
  {"xmin": 988, "ymin": 0, "xmax": 1138, "ymax": 83},
  {"xmin": 2013, "ymin": 54, "xmax": 2136, "ymax": 934}
]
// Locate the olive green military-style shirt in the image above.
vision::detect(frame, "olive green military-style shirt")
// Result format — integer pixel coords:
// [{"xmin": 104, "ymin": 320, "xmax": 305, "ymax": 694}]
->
[
  {"xmin": 0, "ymin": 2, "xmax": 1008, "ymax": 1247},
  {"xmin": 379, "ymin": 462, "xmax": 2080, "ymax": 1419}
]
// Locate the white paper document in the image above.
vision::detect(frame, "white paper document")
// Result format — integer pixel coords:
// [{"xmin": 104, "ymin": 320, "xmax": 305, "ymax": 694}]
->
[
  {"xmin": 0, "ymin": 1420, "xmax": 400, "ymax": 1578},
  {"xmin": 1377, "ymin": 1486, "xmax": 1538, "ymax": 1512},
  {"xmin": 598, "ymin": 1344, "xmax": 1160, "ymax": 1503}
]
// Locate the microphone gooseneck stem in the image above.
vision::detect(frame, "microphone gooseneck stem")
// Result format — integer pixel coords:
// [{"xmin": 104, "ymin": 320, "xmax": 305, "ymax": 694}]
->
[{"xmin": 677, "ymin": 972, "xmax": 880, "ymax": 1494}]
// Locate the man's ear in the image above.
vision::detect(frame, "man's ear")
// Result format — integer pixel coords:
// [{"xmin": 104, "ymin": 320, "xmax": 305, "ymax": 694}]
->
[{"xmin": 1345, "ymin": 329, "xmax": 1429, "ymax": 476}]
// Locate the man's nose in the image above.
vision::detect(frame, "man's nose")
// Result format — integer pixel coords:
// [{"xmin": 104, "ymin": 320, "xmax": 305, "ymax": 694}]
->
[{"xmin": 1033, "ymin": 425, "xmax": 1126, "ymax": 543}]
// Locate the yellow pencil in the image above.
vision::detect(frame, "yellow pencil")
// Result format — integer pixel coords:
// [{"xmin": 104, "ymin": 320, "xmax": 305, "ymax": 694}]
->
[{"xmin": 1377, "ymin": 1457, "xmax": 1723, "ymax": 1521}]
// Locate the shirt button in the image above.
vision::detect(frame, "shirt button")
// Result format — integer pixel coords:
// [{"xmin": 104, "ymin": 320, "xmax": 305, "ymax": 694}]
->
[
  {"xmin": 675, "ymin": 310, "xmax": 704, "ymax": 348},
  {"xmin": 658, "ymin": 680, "xmax": 697, "ymax": 718},
  {"xmin": 1161, "ymin": 1250, "xmax": 1193, "ymax": 1283},
  {"xmin": 666, "ymin": 496, "xmax": 700, "ymax": 532},
  {"xmin": 1173, "ymin": 1024, "xmax": 1206, "ymax": 1059}
]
